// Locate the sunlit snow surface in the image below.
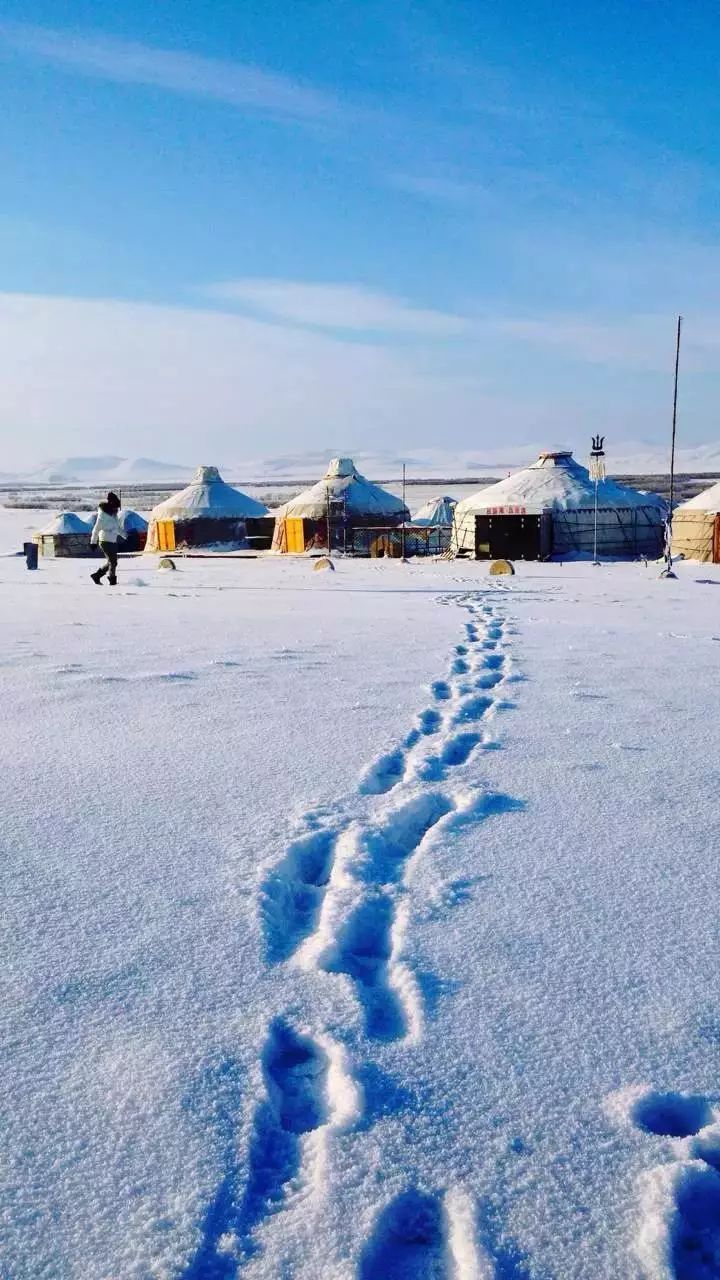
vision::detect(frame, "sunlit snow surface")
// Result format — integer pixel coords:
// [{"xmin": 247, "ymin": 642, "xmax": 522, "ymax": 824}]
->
[{"xmin": 2, "ymin": 507, "xmax": 720, "ymax": 1279}]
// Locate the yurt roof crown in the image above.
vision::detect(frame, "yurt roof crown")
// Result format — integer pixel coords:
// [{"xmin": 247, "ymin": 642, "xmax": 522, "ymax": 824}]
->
[
  {"xmin": 150, "ymin": 465, "xmax": 269, "ymax": 521},
  {"xmin": 277, "ymin": 456, "xmax": 409, "ymax": 519},
  {"xmin": 454, "ymin": 450, "xmax": 665, "ymax": 516}
]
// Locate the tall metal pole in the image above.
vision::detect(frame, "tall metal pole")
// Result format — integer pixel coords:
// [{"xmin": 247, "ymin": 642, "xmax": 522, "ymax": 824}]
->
[
  {"xmin": 401, "ymin": 462, "xmax": 406, "ymax": 561},
  {"xmin": 589, "ymin": 435, "xmax": 605, "ymax": 565},
  {"xmin": 326, "ymin": 485, "xmax": 331, "ymax": 557},
  {"xmin": 663, "ymin": 315, "xmax": 682, "ymax": 577}
]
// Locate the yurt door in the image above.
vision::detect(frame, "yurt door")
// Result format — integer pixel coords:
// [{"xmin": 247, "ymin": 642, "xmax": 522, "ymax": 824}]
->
[{"xmin": 475, "ymin": 514, "xmax": 542, "ymax": 560}]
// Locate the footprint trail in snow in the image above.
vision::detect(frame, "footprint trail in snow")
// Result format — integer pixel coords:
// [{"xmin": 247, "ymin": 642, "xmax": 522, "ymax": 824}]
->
[{"xmin": 201, "ymin": 592, "xmax": 524, "ymax": 1272}]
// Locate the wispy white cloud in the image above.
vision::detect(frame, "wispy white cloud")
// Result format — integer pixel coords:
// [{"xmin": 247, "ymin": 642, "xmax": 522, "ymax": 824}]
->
[
  {"xmin": 204, "ymin": 279, "xmax": 469, "ymax": 336},
  {"xmin": 0, "ymin": 293, "xmax": 496, "ymax": 468},
  {"xmin": 490, "ymin": 312, "xmax": 720, "ymax": 373},
  {"xmin": 2, "ymin": 292, "xmax": 718, "ymax": 470},
  {"xmin": 0, "ymin": 22, "xmax": 339, "ymax": 122}
]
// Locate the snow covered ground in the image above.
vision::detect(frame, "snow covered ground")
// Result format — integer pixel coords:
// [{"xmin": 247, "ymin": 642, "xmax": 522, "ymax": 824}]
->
[{"xmin": 2, "ymin": 505, "xmax": 720, "ymax": 1279}]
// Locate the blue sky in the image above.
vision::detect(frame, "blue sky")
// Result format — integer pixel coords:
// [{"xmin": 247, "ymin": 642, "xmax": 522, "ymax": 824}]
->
[{"xmin": 1, "ymin": 0, "xmax": 719, "ymax": 468}]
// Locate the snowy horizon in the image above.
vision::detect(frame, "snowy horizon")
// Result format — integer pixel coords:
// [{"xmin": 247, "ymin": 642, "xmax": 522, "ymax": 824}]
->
[{"xmin": 5, "ymin": 439, "xmax": 720, "ymax": 487}]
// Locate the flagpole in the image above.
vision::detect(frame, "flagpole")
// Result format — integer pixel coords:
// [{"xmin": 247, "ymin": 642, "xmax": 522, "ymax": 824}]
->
[
  {"xmin": 589, "ymin": 435, "xmax": 605, "ymax": 564},
  {"xmin": 401, "ymin": 461, "xmax": 407, "ymax": 562},
  {"xmin": 662, "ymin": 315, "xmax": 682, "ymax": 578}
]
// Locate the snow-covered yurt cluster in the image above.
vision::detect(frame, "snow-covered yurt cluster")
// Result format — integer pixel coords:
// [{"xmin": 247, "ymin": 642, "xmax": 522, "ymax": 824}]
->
[
  {"xmin": 28, "ymin": 451, "xmax": 673, "ymax": 563},
  {"xmin": 671, "ymin": 480, "xmax": 720, "ymax": 563},
  {"xmin": 147, "ymin": 466, "xmax": 272, "ymax": 552},
  {"xmin": 272, "ymin": 457, "xmax": 409, "ymax": 553},
  {"xmin": 451, "ymin": 450, "xmax": 666, "ymax": 560},
  {"xmin": 34, "ymin": 509, "xmax": 149, "ymax": 556}
]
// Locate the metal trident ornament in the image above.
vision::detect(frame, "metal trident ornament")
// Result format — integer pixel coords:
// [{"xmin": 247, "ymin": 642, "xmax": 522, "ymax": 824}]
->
[{"xmin": 589, "ymin": 435, "xmax": 606, "ymax": 482}]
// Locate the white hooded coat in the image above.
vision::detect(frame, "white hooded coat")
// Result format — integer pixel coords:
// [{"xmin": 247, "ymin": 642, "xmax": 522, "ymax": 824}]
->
[{"xmin": 90, "ymin": 509, "xmax": 125, "ymax": 545}]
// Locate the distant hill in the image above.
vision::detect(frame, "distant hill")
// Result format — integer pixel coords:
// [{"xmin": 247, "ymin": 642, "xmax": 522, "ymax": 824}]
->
[
  {"xmin": 224, "ymin": 441, "xmax": 720, "ymax": 482},
  {"xmin": 5, "ymin": 441, "xmax": 720, "ymax": 488},
  {"xmin": 17, "ymin": 456, "xmax": 195, "ymax": 485}
]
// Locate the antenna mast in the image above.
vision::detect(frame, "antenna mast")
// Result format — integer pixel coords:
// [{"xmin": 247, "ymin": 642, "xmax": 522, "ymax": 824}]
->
[{"xmin": 662, "ymin": 315, "xmax": 682, "ymax": 578}]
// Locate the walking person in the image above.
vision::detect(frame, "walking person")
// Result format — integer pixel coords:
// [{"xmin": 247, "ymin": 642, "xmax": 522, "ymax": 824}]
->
[{"xmin": 90, "ymin": 491, "xmax": 125, "ymax": 585}]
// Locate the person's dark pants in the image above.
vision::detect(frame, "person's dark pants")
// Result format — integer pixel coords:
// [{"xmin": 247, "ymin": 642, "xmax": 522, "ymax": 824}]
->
[{"xmin": 96, "ymin": 543, "xmax": 118, "ymax": 583}]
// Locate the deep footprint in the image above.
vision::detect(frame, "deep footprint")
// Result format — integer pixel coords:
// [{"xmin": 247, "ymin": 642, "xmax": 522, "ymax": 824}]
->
[
  {"xmin": 417, "ymin": 708, "xmax": 442, "ymax": 736},
  {"xmin": 632, "ymin": 1092, "xmax": 712, "ymax": 1138},
  {"xmin": 360, "ymin": 749, "xmax": 406, "ymax": 796},
  {"xmin": 454, "ymin": 694, "xmax": 492, "ymax": 723},
  {"xmin": 261, "ymin": 829, "xmax": 338, "ymax": 963},
  {"xmin": 431, "ymin": 680, "xmax": 451, "ymax": 701},
  {"xmin": 323, "ymin": 894, "xmax": 407, "ymax": 1042},
  {"xmin": 440, "ymin": 732, "xmax": 482, "ymax": 767},
  {"xmin": 356, "ymin": 792, "xmax": 454, "ymax": 884},
  {"xmin": 482, "ymin": 653, "xmax": 504, "ymax": 670},
  {"xmin": 359, "ymin": 1190, "xmax": 446, "ymax": 1280},
  {"xmin": 182, "ymin": 1025, "xmax": 328, "ymax": 1277},
  {"xmin": 670, "ymin": 1164, "xmax": 720, "ymax": 1279},
  {"xmin": 474, "ymin": 671, "xmax": 503, "ymax": 690}
]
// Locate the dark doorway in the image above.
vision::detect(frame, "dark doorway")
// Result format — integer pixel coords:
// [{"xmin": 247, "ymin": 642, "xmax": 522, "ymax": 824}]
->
[{"xmin": 475, "ymin": 514, "xmax": 543, "ymax": 561}]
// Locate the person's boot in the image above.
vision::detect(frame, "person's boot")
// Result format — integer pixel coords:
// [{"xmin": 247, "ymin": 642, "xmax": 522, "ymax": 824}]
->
[
  {"xmin": 108, "ymin": 575, "xmax": 117, "ymax": 586},
  {"xmin": 90, "ymin": 570, "xmax": 103, "ymax": 585}
]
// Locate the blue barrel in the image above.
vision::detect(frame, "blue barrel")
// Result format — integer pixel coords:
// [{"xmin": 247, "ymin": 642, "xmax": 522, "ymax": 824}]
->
[{"xmin": 24, "ymin": 541, "xmax": 38, "ymax": 570}]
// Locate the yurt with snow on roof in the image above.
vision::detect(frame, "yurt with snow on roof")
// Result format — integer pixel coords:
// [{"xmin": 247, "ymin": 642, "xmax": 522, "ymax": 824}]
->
[
  {"xmin": 271, "ymin": 457, "xmax": 409, "ymax": 554},
  {"xmin": 35, "ymin": 512, "xmax": 94, "ymax": 558},
  {"xmin": 671, "ymin": 481, "xmax": 720, "ymax": 562},
  {"xmin": 120, "ymin": 510, "xmax": 149, "ymax": 553},
  {"xmin": 411, "ymin": 495, "xmax": 457, "ymax": 527},
  {"xmin": 451, "ymin": 450, "xmax": 666, "ymax": 561},
  {"xmin": 146, "ymin": 466, "xmax": 271, "ymax": 553}
]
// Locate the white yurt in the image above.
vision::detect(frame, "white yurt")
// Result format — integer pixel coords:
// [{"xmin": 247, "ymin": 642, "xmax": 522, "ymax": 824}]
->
[
  {"xmin": 411, "ymin": 495, "xmax": 457, "ymax": 526},
  {"xmin": 147, "ymin": 466, "xmax": 271, "ymax": 552},
  {"xmin": 451, "ymin": 450, "xmax": 666, "ymax": 560},
  {"xmin": 35, "ymin": 512, "xmax": 93, "ymax": 557},
  {"xmin": 671, "ymin": 480, "xmax": 720, "ymax": 562},
  {"xmin": 272, "ymin": 457, "xmax": 409, "ymax": 553}
]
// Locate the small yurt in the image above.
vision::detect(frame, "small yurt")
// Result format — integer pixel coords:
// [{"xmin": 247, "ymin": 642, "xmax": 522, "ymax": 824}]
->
[
  {"xmin": 272, "ymin": 457, "xmax": 409, "ymax": 554},
  {"xmin": 121, "ymin": 510, "xmax": 149, "ymax": 553},
  {"xmin": 671, "ymin": 481, "xmax": 720, "ymax": 562},
  {"xmin": 35, "ymin": 512, "xmax": 93, "ymax": 558},
  {"xmin": 451, "ymin": 450, "xmax": 666, "ymax": 560},
  {"xmin": 146, "ymin": 466, "xmax": 271, "ymax": 553},
  {"xmin": 411, "ymin": 495, "xmax": 457, "ymax": 526}
]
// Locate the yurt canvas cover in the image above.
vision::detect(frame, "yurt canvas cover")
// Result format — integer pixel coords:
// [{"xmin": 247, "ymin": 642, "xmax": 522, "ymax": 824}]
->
[
  {"xmin": 35, "ymin": 512, "xmax": 94, "ymax": 558},
  {"xmin": 147, "ymin": 466, "xmax": 270, "ymax": 552},
  {"xmin": 411, "ymin": 495, "xmax": 457, "ymax": 526},
  {"xmin": 272, "ymin": 457, "xmax": 409, "ymax": 552},
  {"xmin": 672, "ymin": 481, "xmax": 720, "ymax": 562},
  {"xmin": 451, "ymin": 451, "xmax": 665, "ymax": 560},
  {"xmin": 121, "ymin": 510, "xmax": 149, "ymax": 553}
]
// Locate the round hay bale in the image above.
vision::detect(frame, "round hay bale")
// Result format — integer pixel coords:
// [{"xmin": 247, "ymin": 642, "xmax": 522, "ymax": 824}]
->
[
  {"xmin": 158, "ymin": 556, "xmax": 177, "ymax": 571},
  {"xmin": 313, "ymin": 556, "xmax": 335, "ymax": 572},
  {"xmin": 489, "ymin": 558, "xmax": 515, "ymax": 575}
]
